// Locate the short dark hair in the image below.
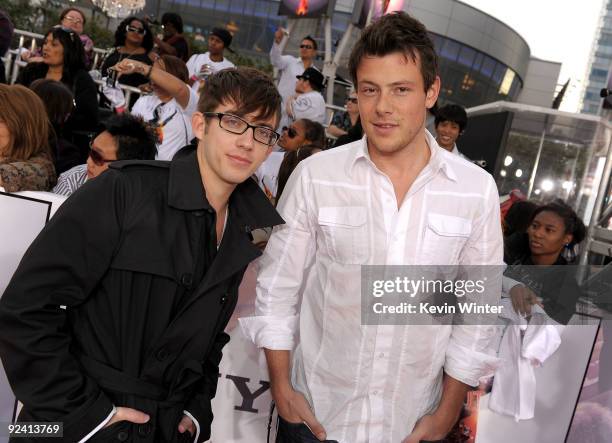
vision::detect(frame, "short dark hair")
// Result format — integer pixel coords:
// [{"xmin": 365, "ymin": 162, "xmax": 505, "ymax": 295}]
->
[
  {"xmin": 59, "ymin": 7, "xmax": 86, "ymax": 26},
  {"xmin": 162, "ymin": 12, "xmax": 184, "ymax": 34},
  {"xmin": 104, "ymin": 114, "xmax": 157, "ymax": 160},
  {"xmin": 434, "ymin": 104, "xmax": 468, "ymax": 132},
  {"xmin": 113, "ymin": 17, "xmax": 154, "ymax": 52},
  {"xmin": 302, "ymin": 35, "xmax": 317, "ymax": 51},
  {"xmin": 45, "ymin": 27, "xmax": 86, "ymax": 83},
  {"xmin": 159, "ymin": 55, "xmax": 188, "ymax": 83},
  {"xmin": 199, "ymin": 67, "xmax": 282, "ymax": 126},
  {"xmin": 29, "ymin": 79, "xmax": 74, "ymax": 126},
  {"xmin": 299, "ymin": 119, "xmax": 326, "ymax": 148},
  {"xmin": 531, "ymin": 200, "xmax": 586, "ymax": 246},
  {"xmin": 348, "ymin": 11, "xmax": 438, "ymax": 92},
  {"xmin": 504, "ymin": 200, "xmax": 538, "ymax": 237}
]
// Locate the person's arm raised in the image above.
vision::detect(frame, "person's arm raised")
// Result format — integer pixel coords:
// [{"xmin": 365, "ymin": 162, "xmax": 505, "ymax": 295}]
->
[{"xmin": 112, "ymin": 58, "xmax": 190, "ymax": 109}]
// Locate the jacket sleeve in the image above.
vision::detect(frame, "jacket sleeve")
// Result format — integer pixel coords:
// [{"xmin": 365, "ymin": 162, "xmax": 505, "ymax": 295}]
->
[
  {"xmin": 184, "ymin": 331, "xmax": 231, "ymax": 442},
  {"xmin": 72, "ymin": 70, "xmax": 100, "ymax": 132},
  {"xmin": 0, "ymin": 170, "xmax": 129, "ymax": 441}
]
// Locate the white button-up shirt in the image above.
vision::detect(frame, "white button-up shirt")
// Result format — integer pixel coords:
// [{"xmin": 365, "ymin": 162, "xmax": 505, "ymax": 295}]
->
[{"xmin": 240, "ymin": 131, "xmax": 503, "ymax": 442}]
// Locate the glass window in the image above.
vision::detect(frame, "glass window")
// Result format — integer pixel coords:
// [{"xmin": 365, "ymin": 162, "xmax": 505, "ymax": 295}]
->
[
  {"xmin": 492, "ymin": 62, "xmax": 506, "ymax": 86},
  {"xmin": 480, "ymin": 56, "xmax": 496, "ymax": 78},
  {"xmin": 458, "ymin": 46, "xmax": 475, "ymax": 67},
  {"xmin": 472, "ymin": 52, "xmax": 483, "ymax": 71},
  {"xmin": 229, "ymin": 0, "xmax": 245, "ymax": 13},
  {"xmin": 215, "ymin": 0, "xmax": 230, "ymax": 11},
  {"xmin": 441, "ymin": 39, "xmax": 460, "ymax": 61}
]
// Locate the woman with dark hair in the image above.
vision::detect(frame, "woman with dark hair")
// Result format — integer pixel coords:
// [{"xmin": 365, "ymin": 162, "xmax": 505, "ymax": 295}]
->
[
  {"xmin": 0, "ymin": 84, "xmax": 56, "ymax": 192},
  {"xmin": 100, "ymin": 16, "xmax": 154, "ymax": 90},
  {"xmin": 17, "ymin": 27, "xmax": 99, "ymax": 160},
  {"xmin": 503, "ymin": 199, "xmax": 587, "ymax": 324},
  {"xmin": 30, "ymin": 79, "xmax": 81, "ymax": 174},
  {"xmin": 117, "ymin": 54, "xmax": 198, "ymax": 160}
]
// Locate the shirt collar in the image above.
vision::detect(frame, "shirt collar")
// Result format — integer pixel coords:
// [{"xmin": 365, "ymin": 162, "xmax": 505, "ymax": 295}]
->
[
  {"xmin": 168, "ymin": 145, "xmax": 284, "ymax": 230},
  {"xmin": 346, "ymin": 130, "xmax": 458, "ymax": 182}
]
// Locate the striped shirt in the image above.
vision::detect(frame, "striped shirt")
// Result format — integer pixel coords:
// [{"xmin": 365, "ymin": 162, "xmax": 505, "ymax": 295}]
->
[{"xmin": 53, "ymin": 164, "xmax": 87, "ymax": 197}]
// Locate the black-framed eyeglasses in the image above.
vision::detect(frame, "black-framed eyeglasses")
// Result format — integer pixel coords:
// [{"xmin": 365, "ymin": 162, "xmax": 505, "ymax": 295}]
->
[
  {"xmin": 126, "ymin": 25, "xmax": 146, "ymax": 35},
  {"xmin": 299, "ymin": 44, "xmax": 313, "ymax": 49},
  {"xmin": 88, "ymin": 141, "xmax": 116, "ymax": 166},
  {"xmin": 204, "ymin": 112, "xmax": 280, "ymax": 146},
  {"xmin": 346, "ymin": 97, "xmax": 358, "ymax": 104},
  {"xmin": 62, "ymin": 15, "xmax": 83, "ymax": 25}
]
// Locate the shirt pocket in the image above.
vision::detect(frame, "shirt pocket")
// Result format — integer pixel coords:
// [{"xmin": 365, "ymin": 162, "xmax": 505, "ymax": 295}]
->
[
  {"xmin": 318, "ymin": 206, "xmax": 369, "ymax": 265},
  {"xmin": 422, "ymin": 213, "xmax": 472, "ymax": 265}
]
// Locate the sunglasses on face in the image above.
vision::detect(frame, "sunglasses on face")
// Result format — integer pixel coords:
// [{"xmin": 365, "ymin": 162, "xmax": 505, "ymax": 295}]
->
[
  {"xmin": 300, "ymin": 44, "xmax": 314, "ymax": 49},
  {"xmin": 88, "ymin": 142, "xmax": 115, "ymax": 166},
  {"xmin": 126, "ymin": 25, "xmax": 146, "ymax": 35},
  {"xmin": 346, "ymin": 97, "xmax": 358, "ymax": 104}
]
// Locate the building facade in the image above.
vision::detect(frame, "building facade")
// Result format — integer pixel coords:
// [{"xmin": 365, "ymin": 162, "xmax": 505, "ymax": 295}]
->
[{"xmin": 143, "ymin": 0, "xmax": 532, "ymax": 107}]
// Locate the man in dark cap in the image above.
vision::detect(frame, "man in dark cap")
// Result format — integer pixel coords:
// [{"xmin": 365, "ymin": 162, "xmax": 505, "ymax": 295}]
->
[
  {"xmin": 187, "ymin": 27, "xmax": 236, "ymax": 95},
  {"xmin": 286, "ymin": 66, "xmax": 326, "ymax": 125}
]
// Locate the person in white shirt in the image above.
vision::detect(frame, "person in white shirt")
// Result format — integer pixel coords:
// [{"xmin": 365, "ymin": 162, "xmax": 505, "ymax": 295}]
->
[
  {"xmin": 53, "ymin": 114, "xmax": 157, "ymax": 196},
  {"xmin": 186, "ymin": 28, "xmax": 235, "ymax": 96},
  {"xmin": 434, "ymin": 104, "xmax": 470, "ymax": 159},
  {"xmin": 270, "ymin": 30, "xmax": 318, "ymax": 129},
  {"xmin": 240, "ymin": 12, "xmax": 503, "ymax": 443},
  {"xmin": 286, "ymin": 67, "xmax": 326, "ymax": 126},
  {"xmin": 121, "ymin": 55, "xmax": 198, "ymax": 160}
]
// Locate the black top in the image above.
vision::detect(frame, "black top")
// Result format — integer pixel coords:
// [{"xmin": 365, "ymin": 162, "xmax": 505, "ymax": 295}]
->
[
  {"xmin": 0, "ymin": 147, "xmax": 283, "ymax": 442},
  {"xmin": 17, "ymin": 62, "xmax": 99, "ymax": 160},
  {"xmin": 161, "ymin": 35, "xmax": 189, "ymax": 62},
  {"xmin": 100, "ymin": 48, "xmax": 152, "ymax": 88}
]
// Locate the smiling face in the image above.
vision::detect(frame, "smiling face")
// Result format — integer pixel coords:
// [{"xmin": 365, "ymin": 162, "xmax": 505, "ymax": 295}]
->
[
  {"xmin": 356, "ymin": 51, "xmax": 439, "ymax": 157},
  {"xmin": 527, "ymin": 211, "xmax": 572, "ymax": 260},
  {"xmin": 435, "ymin": 120, "xmax": 461, "ymax": 151},
  {"xmin": 42, "ymin": 34, "xmax": 65, "ymax": 67},
  {"xmin": 192, "ymin": 102, "xmax": 276, "ymax": 186}
]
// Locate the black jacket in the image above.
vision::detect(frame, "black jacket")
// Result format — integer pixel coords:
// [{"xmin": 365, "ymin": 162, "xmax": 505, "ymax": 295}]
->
[{"xmin": 0, "ymin": 147, "xmax": 283, "ymax": 442}]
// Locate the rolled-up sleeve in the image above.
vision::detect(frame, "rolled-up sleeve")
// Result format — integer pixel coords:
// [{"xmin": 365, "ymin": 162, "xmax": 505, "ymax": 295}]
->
[
  {"xmin": 445, "ymin": 174, "xmax": 503, "ymax": 386},
  {"xmin": 239, "ymin": 162, "xmax": 315, "ymax": 350}
]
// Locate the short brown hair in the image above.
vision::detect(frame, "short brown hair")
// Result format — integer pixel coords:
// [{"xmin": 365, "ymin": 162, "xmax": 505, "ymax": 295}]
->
[
  {"xmin": 59, "ymin": 7, "xmax": 86, "ymax": 26},
  {"xmin": 159, "ymin": 55, "xmax": 189, "ymax": 83},
  {"xmin": 198, "ymin": 67, "xmax": 282, "ymax": 125},
  {"xmin": 348, "ymin": 11, "xmax": 438, "ymax": 92},
  {"xmin": 0, "ymin": 84, "xmax": 51, "ymax": 160}
]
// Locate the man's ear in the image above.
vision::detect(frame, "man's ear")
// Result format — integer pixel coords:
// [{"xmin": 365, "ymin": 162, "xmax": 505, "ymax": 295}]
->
[
  {"xmin": 192, "ymin": 112, "xmax": 206, "ymax": 140},
  {"xmin": 426, "ymin": 76, "xmax": 441, "ymax": 109}
]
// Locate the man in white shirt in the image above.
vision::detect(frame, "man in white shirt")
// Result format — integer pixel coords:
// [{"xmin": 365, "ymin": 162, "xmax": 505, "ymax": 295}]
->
[
  {"xmin": 286, "ymin": 67, "xmax": 326, "ymax": 126},
  {"xmin": 241, "ymin": 12, "xmax": 503, "ymax": 443},
  {"xmin": 434, "ymin": 104, "xmax": 470, "ymax": 159},
  {"xmin": 53, "ymin": 114, "xmax": 157, "ymax": 196},
  {"xmin": 186, "ymin": 28, "xmax": 235, "ymax": 96},
  {"xmin": 270, "ymin": 30, "xmax": 318, "ymax": 128}
]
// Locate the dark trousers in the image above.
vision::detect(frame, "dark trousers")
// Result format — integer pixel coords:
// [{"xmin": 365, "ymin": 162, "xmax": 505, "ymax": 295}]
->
[{"xmin": 276, "ymin": 416, "xmax": 338, "ymax": 443}]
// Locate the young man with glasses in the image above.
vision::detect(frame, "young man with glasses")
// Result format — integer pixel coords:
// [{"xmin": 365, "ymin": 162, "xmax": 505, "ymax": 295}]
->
[
  {"xmin": 53, "ymin": 113, "xmax": 157, "ymax": 196},
  {"xmin": 271, "ymin": 30, "xmax": 319, "ymax": 129},
  {"xmin": 0, "ymin": 67, "xmax": 283, "ymax": 443}
]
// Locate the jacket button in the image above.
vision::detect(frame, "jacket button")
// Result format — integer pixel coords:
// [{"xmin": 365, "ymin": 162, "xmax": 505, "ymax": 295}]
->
[
  {"xmin": 117, "ymin": 431, "xmax": 129, "ymax": 441},
  {"xmin": 138, "ymin": 422, "xmax": 152, "ymax": 437},
  {"xmin": 220, "ymin": 294, "xmax": 228, "ymax": 305},
  {"xmin": 181, "ymin": 273, "xmax": 193, "ymax": 287},
  {"xmin": 193, "ymin": 210, "xmax": 205, "ymax": 217},
  {"xmin": 156, "ymin": 347, "xmax": 169, "ymax": 361}
]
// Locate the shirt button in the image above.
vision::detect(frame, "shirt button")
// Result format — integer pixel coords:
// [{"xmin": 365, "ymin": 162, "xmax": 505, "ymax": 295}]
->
[
  {"xmin": 117, "ymin": 431, "xmax": 129, "ymax": 441},
  {"xmin": 180, "ymin": 273, "xmax": 193, "ymax": 287},
  {"xmin": 372, "ymin": 390, "xmax": 378, "ymax": 396},
  {"xmin": 220, "ymin": 294, "xmax": 228, "ymax": 305},
  {"xmin": 379, "ymin": 353, "xmax": 385, "ymax": 358},
  {"xmin": 138, "ymin": 422, "xmax": 152, "ymax": 437},
  {"xmin": 156, "ymin": 347, "xmax": 169, "ymax": 361}
]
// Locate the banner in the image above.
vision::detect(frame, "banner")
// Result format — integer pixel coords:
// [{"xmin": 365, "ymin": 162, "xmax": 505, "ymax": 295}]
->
[{"xmin": 278, "ymin": 0, "xmax": 336, "ymax": 18}]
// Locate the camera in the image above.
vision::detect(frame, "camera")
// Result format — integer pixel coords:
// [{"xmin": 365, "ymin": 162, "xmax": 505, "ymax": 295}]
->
[{"xmin": 106, "ymin": 69, "xmax": 118, "ymax": 88}]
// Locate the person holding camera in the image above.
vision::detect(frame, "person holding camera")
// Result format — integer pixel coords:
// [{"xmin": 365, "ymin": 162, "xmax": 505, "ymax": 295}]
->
[
  {"xmin": 121, "ymin": 55, "xmax": 198, "ymax": 161},
  {"xmin": 186, "ymin": 28, "xmax": 235, "ymax": 96},
  {"xmin": 101, "ymin": 16, "xmax": 155, "ymax": 93}
]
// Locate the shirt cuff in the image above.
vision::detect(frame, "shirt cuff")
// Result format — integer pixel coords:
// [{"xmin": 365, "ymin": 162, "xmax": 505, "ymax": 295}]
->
[
  {"xmin": 182, "ymin": 410, "xmax": 200, "ymax": 443},
  {"xmin": 238, "ymin": 315, "xmax": 299, "ymax": 350},
  {"xmin": 78, "ymin": 405, "xmax": 116, "ymax": 443},
  {"xmin": 445, "ymin": 330, "xmax": 501, "ymax": 387}
]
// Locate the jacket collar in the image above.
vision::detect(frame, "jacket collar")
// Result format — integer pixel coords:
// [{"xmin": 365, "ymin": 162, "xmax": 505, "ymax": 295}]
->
[{"xmin": 168, "ymin": 145, "xmax": 284, "ymax": 230}]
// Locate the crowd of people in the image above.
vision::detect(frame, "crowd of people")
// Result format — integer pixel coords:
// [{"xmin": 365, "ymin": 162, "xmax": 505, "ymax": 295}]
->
[{"xmin": 0, "ymin": 6, "xmax": 597, "ymax": 443}]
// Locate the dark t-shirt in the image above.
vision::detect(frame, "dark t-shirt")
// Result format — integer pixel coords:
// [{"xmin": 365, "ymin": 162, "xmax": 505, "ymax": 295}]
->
[
  {"xmin": 161, "ymin": 35, "xmax": 189, "ymax": 62},
  {"xmin": 100, "ymin": 49, "xmax": 152, "ymax": 88}
]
